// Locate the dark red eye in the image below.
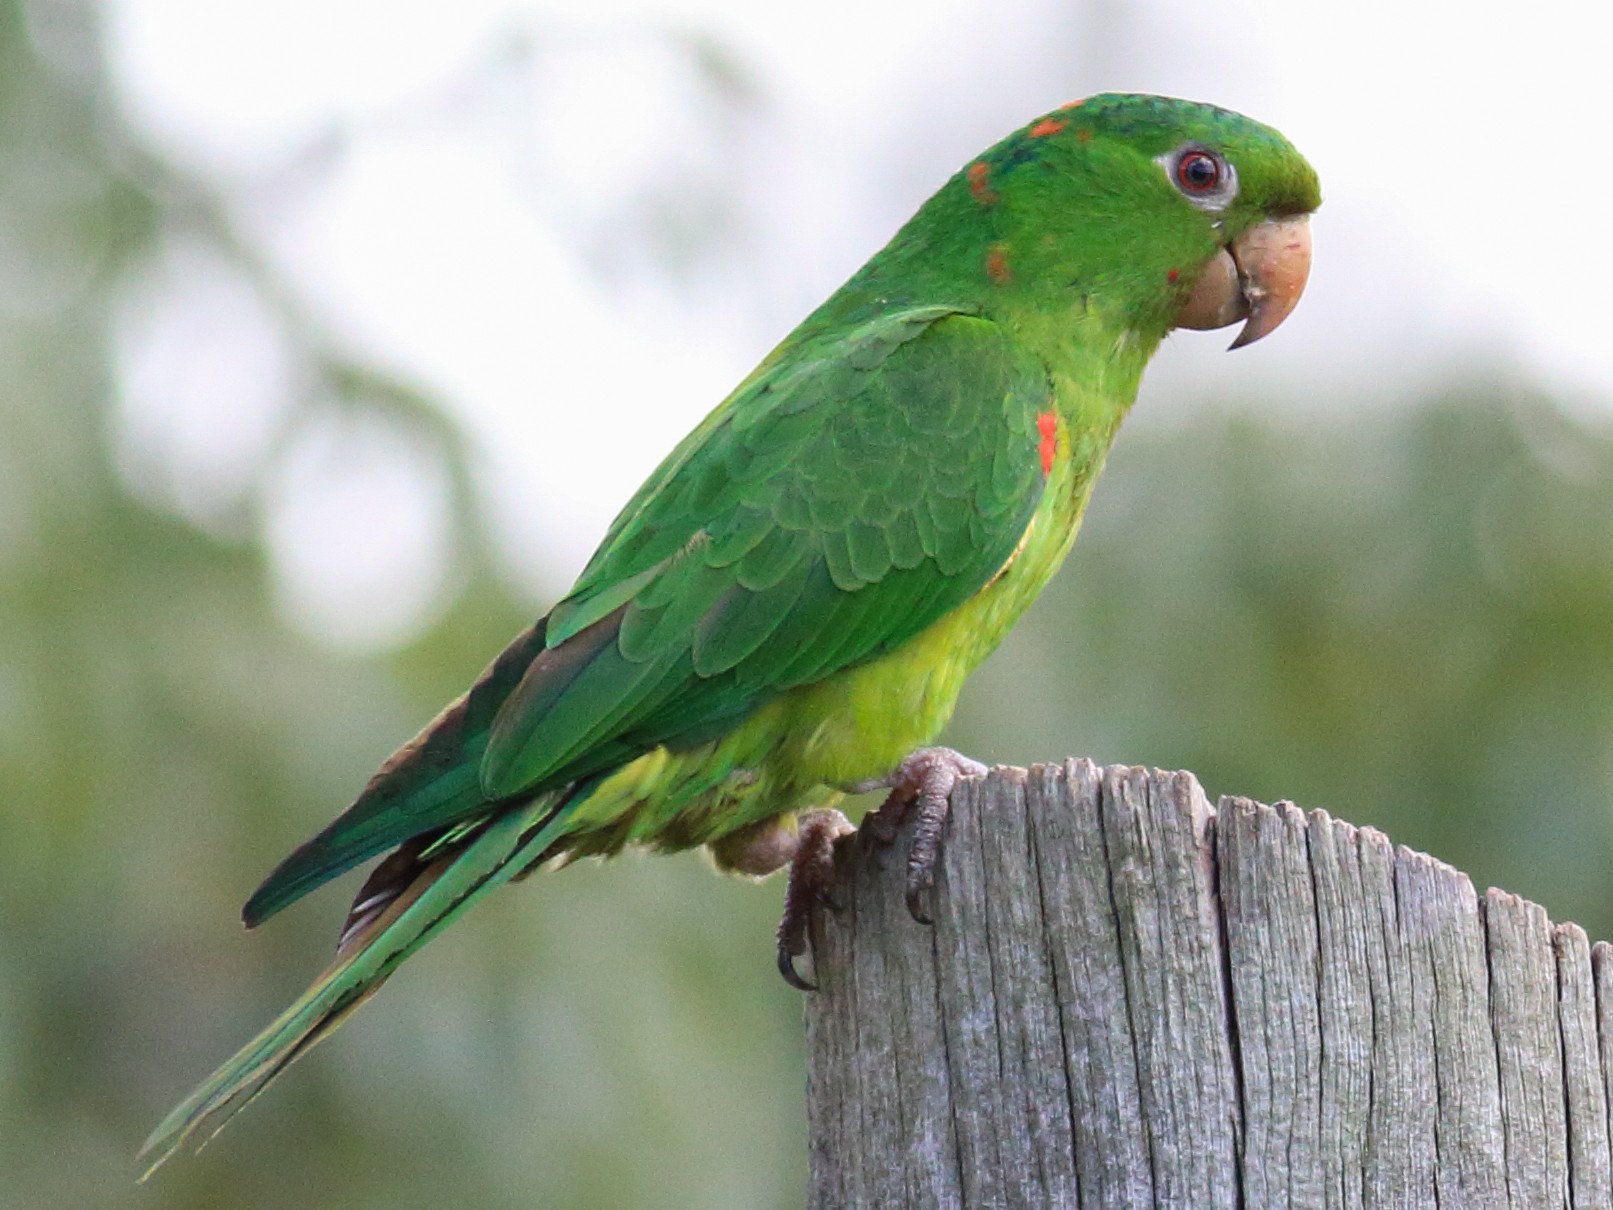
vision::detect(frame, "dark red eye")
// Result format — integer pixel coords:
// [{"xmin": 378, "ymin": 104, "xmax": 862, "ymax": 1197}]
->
[{"xmin": 1176, "ymin": 151, "xmax": 1222, "ymax": 194}]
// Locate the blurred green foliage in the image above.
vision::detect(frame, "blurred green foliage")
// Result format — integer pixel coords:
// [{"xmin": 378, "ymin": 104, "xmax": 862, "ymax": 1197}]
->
[{"xmin": 4, "ymin": 4, "xmax": 1613, "ymax": 1209}]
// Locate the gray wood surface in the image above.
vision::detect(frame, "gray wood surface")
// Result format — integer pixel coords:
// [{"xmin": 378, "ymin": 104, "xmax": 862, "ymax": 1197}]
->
[{"xmin": 804, "ymin": 761, "xmax": 1612, "ymax": 1209}]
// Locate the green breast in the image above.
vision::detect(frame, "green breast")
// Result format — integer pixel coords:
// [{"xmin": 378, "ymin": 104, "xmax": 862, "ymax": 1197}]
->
[{"xmin": 768, "ymin": 395, "xmax": 1118, "ymax": 791}]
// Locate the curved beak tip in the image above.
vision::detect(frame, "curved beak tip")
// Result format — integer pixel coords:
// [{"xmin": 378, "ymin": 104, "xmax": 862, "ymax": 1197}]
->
[{"xmin": 1226, "ymin": 217, "xmax": 1312, "ymax": 351}]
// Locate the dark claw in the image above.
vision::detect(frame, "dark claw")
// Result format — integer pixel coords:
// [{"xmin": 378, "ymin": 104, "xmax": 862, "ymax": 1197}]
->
[
  {"xmin": 824, "ymin": 864, "xmax": 852, "ymax": 913},
  {"xmin": 905, "ymin": 883, "xmax": 933, "ymax": 926},
  {"xmin": 778, "ymin": 945, "xmax": 815, "ymax": 992},
  {"xmin": 774, "ymin": 809, "xmax": 855, "ymax": 992},
  {"xmin": 862, "ymin": 790, "xmax": 907, "ymax": 847},
  {"xmin": 776, "ymin": 888, "xmax": 816, "ymax": 990},
  {"xmin": 865, "ymin": 838, "xmax": 893, "ymax": 872},
  {"xmin": 857, "ymin": 787, "xmax": 910, "ymax": 870}
]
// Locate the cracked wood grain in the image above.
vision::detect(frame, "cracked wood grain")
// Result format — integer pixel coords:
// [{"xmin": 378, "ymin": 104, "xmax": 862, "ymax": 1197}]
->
[{"xmin": 804, "ymin": 761, "xmax": 1610, "ymax": 1209}]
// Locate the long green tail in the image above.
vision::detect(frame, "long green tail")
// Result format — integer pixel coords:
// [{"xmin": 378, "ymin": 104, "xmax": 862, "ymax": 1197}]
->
[{"xmin": 139, "ymin": 792, "xmax": 577, "ymax": 1177}]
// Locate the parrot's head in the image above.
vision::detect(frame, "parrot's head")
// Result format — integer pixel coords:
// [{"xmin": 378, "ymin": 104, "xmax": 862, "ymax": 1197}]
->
[{"xmin": 959, "ymin": 93, "xmax": 1321, "ymax": 349}]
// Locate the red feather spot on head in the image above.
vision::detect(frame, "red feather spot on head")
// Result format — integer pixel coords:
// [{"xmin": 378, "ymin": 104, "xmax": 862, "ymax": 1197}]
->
[
  {"xmin": 1167, "ymin": 268, "xmax": 1180, "ymax": 284},
  {"xmin": 1037, "ymin": 410, "xmax": 1058, "ymax": 477},
  {"xmin": 1029, "ymin": 118, "xmax": 1066, "ymax": 138},
  {"xmin": 986, "ymin": 244, "xmax": 1011, "ymax": 284},
  {"xmin": 967, "ymin": 161, "xmax": 998, "ymax": 206},
  {"xmin": 1059, "ymin": 98, "xmax": 1086, "ymax": 110}
]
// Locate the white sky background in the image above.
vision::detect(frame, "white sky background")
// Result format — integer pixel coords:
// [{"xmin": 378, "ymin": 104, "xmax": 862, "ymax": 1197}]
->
[{"xmin": 102, "ymin": 0, "xmax": 1613, "ymax": 649}]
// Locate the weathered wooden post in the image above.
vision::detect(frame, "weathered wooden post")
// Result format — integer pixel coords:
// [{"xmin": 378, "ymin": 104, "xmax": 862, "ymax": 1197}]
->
[{"xmin": 803, "ymin": 760, "xmax": 1613, "ymax": 1209}]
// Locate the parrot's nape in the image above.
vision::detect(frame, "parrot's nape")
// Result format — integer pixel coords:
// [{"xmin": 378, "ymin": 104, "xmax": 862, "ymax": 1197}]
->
[{"xmin": 141, "ymin": 93, "xmax": 1319, "ymax": 1174}]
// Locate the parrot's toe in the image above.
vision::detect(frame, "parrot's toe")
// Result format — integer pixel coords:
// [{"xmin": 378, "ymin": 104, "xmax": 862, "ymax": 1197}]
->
[
  {"xmin": 775, "ymin": 808, "xmax": 856, "ymax": 991},
  {"xmin": 858, "ymin": 747, "xmax": 987, "ymax": 924}
]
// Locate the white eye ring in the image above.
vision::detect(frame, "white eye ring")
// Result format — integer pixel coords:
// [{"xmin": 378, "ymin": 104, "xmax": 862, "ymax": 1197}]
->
[{"xmin": 1157, "ymin": 144, "xmax": 1238, "ymax": 212}]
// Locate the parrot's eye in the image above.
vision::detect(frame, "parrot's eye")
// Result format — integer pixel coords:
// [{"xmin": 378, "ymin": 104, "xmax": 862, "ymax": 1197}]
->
[
  {"xmin": 1159, "ymin": 145, "xmax": 1237, "ymax": 210},
  {"xmin": 1177, "ymin": 152, "xmax": 1221, "ymax": 193}
]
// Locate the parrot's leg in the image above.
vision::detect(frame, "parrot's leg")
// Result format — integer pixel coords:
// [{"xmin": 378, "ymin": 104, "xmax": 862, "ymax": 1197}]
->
[
  {"xmin": 855, "ymin": 747, "xmax": 987, "ymax": 924},
  {"xmin": 712, "ymin": 809, "xmax": 856, "ymax": 990},
  {"xmin": 775, "ymin": 809, "xmax": 857, "ymax": 990}
]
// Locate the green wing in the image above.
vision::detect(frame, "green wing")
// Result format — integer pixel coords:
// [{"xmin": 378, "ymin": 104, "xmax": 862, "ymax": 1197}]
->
[
  {"xmin": 480, "ymin": 307, "xmax": 1051, "ymax": 794},
  {"xmin": 246, "ymin": 307, "xmax": 1050, "ymax": 921}
]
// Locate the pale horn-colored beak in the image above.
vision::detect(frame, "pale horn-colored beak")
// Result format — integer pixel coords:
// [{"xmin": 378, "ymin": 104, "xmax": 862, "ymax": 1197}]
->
[{"xmin": 1172, "ymin": 217, "xmax": 1312, "ymax": 349}]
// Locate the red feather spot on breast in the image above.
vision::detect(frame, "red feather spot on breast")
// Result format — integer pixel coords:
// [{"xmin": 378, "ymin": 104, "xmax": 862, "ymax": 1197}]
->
[
  {"xmin": 1029, "ymin": 118, "xmax": 1066, "ymax": 138},
  {"xmin": 967, "ymin": 161, "xmax": 998, "ymax": 206},
  {"xmin": 1037, "ymin": 410, "xmax": 1058, "ymax": 477},
  {"xmin": 986, "ymin": 244, "xmax": 1012, "ymax": 284},
  {"xmin": 1167, "ymin": 268, "xmax": 1180, "ymax": 284}
]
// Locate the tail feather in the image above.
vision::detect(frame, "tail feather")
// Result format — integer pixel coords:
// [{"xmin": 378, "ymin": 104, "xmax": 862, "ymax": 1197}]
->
[
  {"xmin": 139, "ymin": 792, "xmax": 578, "ymax": 1178},
  {"xmin": 241, "ymin": 618, "xmax": 552, "ymax": 929}
]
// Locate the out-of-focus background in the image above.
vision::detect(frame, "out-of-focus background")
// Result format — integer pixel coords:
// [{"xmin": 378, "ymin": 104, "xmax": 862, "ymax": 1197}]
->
[{"xmin": 6, "ymin": 1, "xmax": 1613, "ymax": 1205}]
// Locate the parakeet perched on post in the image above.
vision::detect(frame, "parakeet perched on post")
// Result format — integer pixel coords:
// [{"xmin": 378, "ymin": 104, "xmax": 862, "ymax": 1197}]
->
[{"xmin": 143, "ymin": 93, "xmax": 1318, "ymax": 1171}]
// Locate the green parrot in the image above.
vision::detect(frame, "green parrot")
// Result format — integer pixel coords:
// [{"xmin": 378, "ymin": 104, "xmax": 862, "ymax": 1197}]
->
[{"xmin": 142, "ymin": 92, "xmax": 1318, "ymax": 1171}]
